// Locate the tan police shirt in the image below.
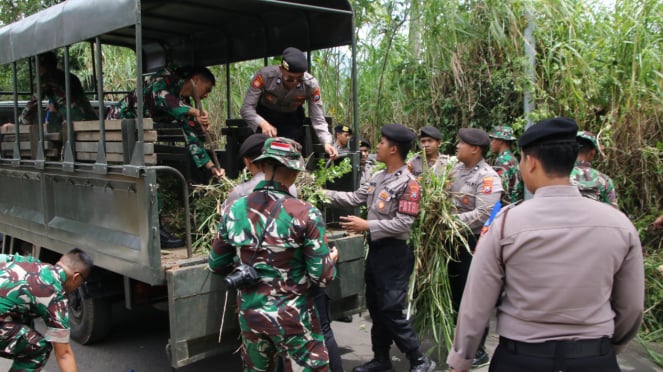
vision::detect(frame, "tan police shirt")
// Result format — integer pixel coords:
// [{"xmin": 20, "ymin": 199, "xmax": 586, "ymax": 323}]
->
[
  {"xmin": 325, "ymin": 165, "xmax": 420, "ymax": 241},
  {"xmin": 446, "ymin": 185, "xmax": 644, "ymax": 371},
  {"xmin": 449, "ymin": 159, "xmax": 503, "ymax": 235},
  {"xmin": 240, "ymin": 65, "xmax": 332, "ymax": 145},
  {"xmin": 407, "ymin": 152, "xmax": 451, "ymax": 177}
]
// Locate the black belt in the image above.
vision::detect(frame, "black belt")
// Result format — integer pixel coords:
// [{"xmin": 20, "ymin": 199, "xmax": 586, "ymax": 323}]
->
[{"xmin": 499, "ymin": 336, "xmax": 611, "ymax": 359}]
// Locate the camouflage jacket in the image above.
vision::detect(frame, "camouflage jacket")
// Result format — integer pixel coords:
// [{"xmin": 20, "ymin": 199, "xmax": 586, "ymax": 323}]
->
[
  {"xmin": 570, "ymin": 160, "xmax": 618, "ymax": 208},
  {"xmin": 492, "ymin": 149, "xmax": 523, "ymax": 204},
  {"xmin": 209, "ymin": 180, "xmax": 336, "ymax": 335},
  {"xmin": 107, "ymin": 66, "xmax": 211, "ymax": 168},
  {"xmin": 0, "ymin": 254, "xmax": 71, "ymax": 343},
  {"xmin": 21, "ymin": 69, "xmax": 97, "ymax": 131}
]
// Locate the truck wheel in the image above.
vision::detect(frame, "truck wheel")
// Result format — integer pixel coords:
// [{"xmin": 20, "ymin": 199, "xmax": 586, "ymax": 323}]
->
[{"xmin": 68, "ymin": 287, "xmax": 112, "ymax": 344}]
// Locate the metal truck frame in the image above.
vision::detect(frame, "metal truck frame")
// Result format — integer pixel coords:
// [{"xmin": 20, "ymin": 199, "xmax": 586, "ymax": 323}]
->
[{"xmin": 0, "ymin": 0, "xmax": 362, "ymax": 368}]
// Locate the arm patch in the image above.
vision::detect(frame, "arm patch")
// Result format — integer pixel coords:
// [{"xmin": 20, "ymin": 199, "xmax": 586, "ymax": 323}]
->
[{"xmin": 398, "ymin": 179, "xmax": 420, "ymax": 216}]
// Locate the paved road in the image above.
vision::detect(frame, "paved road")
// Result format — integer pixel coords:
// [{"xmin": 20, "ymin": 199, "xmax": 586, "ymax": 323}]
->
[{"xmin": 0, "ymin": 305, "xmax": 661, "ymax": 371}]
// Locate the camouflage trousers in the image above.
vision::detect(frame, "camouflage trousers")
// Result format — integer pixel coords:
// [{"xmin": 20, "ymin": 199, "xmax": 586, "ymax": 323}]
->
[
  {"xmin": 0, "ymin": 322, "xmax": 52, "ymax": 372},
  {"xmin": 240, "ymin": 324, "xmax": 329, "ymax": 372}
]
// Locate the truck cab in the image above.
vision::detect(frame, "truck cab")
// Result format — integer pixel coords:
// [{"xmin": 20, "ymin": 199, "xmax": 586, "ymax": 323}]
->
[{"xmin": 0, "ymin": 0, "xmax": 363, "ymax": 368}]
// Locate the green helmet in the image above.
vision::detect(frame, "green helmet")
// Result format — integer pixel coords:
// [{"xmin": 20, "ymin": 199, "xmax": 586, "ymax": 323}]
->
[
  {"xmin": 576, "ymin": 130, "xmax": 598, "ymax": 149},
  {"xmin": 488, "ymin": 125, "xmax": 516, "ymax": 141},
  {"xmin": 253, "ymin": 137, "xmax": 305, "ymax": 171}
]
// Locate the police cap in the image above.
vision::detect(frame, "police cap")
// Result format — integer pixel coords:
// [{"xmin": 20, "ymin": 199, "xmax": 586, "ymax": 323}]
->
[
  {"xmin": 334, "ymin": 125, "xmax": 353, "ymax": 135},
  {"xmin": 281, "ymin": 47, "xmax": 308, "ymax": 73},
  {"xmin": 381, "ymin": 124, "xmax": 416, "ymax": 143},
  {"xmin": 239, "ymin": 133, "xmax": 269, "ymax": 160},
  {"xmin": 576, "ymin": 130, "xmax": 598, "ymax": 149},
  {"xmin": 458, "ymin": 128, "xmax": 490, "ymax": 147},
  {"xmin": 253, "ymin": 137, "xmax": 305, "ymax": 171},
  {"xmin": 518, "ymin": 117, "xmax": 578, "ymax": 148},
  {"xmin": 419, "ymin": 126, "xmax": 442, "ymax": 140}
]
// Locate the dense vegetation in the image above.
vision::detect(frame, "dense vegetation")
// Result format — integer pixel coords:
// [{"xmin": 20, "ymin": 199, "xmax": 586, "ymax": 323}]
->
[{"xmin": 1, "ymin": 0, "xmax": 662, "ymax": 363}]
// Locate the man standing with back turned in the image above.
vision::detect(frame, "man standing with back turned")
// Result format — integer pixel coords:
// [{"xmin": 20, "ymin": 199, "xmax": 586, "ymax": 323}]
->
[{"xmin": 447, "ymin": 117, "xmax": 644, "ymax": 372}]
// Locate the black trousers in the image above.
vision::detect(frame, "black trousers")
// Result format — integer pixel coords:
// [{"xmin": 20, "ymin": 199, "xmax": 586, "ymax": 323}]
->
[
  {"xmin": 489, "ymin": 338, "xmax": 620, "ymax": 372},
  {"xmin": 366, "ymin": 238, "xmax": 420, "ymax": 355},
  {"xmin": 256, "ymin": 103, "xmax": 305, "ymax": 144},
  {"xmin": 312, "ymin": 286, "xmax": 343, "ymax": 372},
  {"xmin": 448, "ymin": 234, "xmax": 489, "ymax": 351}
]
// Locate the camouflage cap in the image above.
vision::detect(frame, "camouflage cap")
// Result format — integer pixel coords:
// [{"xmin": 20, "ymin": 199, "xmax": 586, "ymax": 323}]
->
[
  {"xmin": 576, "ymin": 130, "xmax": 598, "ymax": 149},
  {"xmin": 253, "ymin": 137, "xmax": 305, "ymax": 171},
  {"xmin": 488, "ymin": 125, "xmax": 516, "ymax": 141}
]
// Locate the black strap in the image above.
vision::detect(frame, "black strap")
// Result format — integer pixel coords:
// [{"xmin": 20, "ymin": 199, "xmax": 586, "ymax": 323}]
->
[{"xmin": 247, "ymin": 196, "xmax": 289, "ymax": 265}]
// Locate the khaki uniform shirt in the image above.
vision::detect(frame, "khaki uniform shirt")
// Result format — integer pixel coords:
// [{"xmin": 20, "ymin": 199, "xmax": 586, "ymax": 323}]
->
[
  {"xmin": 407, "ymin": 152, "xmax": 451, "ymax": 177},
  {"xmin": 449, "ymin": 159, "xmax": 503, "ymax": 235},
  {"xmin": 325, "ymin": 165, "xmax": 420, "ymax": 241},
  {"xmin": 447, "ymin": 185, "xmax": 644, "ymax": 371},
  {"xmin": 240, "ymin": 65, "xmax": 332, "ymax": 145}
]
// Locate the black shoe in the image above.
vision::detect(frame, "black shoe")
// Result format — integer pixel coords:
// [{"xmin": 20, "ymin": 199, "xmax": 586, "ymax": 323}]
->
[
  {"xmin": 471, "ymin": 348, "xmax": 489, "ymax": 368},
  {"xmin": 160, "ymin": 226, "xmax": 184, "ymax": 249},
  {"xmin": 337, "ymin": 314, "xmax": 353, "ymax": 323},
  {"xmin": 352, "ymin": 358, "xmax": 394, "ymax": 372},
  {"xmin": 409, "ymin": 355, "xmax": 435, "ymax": 372}
]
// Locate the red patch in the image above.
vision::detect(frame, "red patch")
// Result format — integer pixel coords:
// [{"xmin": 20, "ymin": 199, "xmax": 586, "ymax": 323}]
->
[
  {"xmin": 482, "ymin": 177, "xmax": 494, "ymax": 194},
  {"xmin": 311, "ymin": 87, "xmax": 321, "ymax": 103},
  {"xmin": 461, "ymin": 195, "xmax": 471, "ymax": 205},
  {"xmin": 398, "ymin": 200, "xmax": 419, "ymax": 215},
  {"xmin": 252, "ymin": 74, "xmax": 264, "ymax": 89},
  {"xmin": 398, "ymin": 180, "xmax": 421, "ymax": 215}
]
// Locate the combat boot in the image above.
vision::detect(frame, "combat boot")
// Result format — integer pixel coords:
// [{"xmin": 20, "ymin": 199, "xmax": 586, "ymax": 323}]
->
[
  {"xmin": 408, "ymin": 350, "xmax": 436, "ymax": 372},
  {"xmin": 352, "ymin": 353, "xmax": 393, "ymax": 372},
  {"xmin": 160, "ymin": 224, "xmax": 184, "ymax": 249}
]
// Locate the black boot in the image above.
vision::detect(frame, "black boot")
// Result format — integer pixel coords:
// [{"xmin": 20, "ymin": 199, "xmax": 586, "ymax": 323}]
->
[
  {"xmin": 352, "ymin": 353, "xmax": 393, "ymax": 372},
  {"xmin": 160, "ymin": 224, "xmax": 184, "ymax": 249},
  {"xmin": 408, "ymin": 350, "xmax": 436, "ymax": 372}
]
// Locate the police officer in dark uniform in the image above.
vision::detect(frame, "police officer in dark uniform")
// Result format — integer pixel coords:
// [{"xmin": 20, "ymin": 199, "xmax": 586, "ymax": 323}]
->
[
  {"xmin": 241, "ymin": 47, "xmax": 338, "ymax": 158},
  {"xmin": 325, "ymin": 124, "xmax": 435, "ymax": 372}
]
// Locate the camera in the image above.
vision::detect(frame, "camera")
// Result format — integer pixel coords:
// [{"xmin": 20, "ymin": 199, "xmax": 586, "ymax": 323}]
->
[{"xmin": 224, "ymin": 264, "xmax": 260, "ymax": 290}]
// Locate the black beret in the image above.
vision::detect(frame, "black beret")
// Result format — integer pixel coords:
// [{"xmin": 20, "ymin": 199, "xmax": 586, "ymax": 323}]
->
[
  {"xmin": 458, "ymin": 128, "xmax": 490, "ymax": 147},
  {"xmin": 381, "ymin": 124, "xmax": 416, "ymax": 143},
  {"xmin": 239, "ymin": 133, "xmax": 269, "ymax": 160},
  {"xmin": 419, "ymin": 126, "xmax": 442, "ymax": 140},
  {"xmin": 334, "ymin": 125, "xmax": 352, "ymax": 134},
  {"xmin": 518, "ymin": 117, "xmax": 578, "ymax": 148},
  {"xmin": 359, "ymin": 138, "xmax": 371, "ymax": 148},
  {"xmin": 281, "ymin": 47, "xmax": 308, "ymax": 73}
]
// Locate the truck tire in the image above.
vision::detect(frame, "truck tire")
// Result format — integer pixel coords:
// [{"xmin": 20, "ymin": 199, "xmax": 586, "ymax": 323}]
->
[{"xmin": 68, "ymin": 287, "xmax": 112, "ymax": 344}]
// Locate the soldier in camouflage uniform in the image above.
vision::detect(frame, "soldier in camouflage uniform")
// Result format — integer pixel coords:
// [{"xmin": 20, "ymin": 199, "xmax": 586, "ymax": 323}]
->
[
  {"xmin": 107, "ymin": 65, "xmax": 224, "ymax": 179},
  {"xmin": 407, "ymin": 126, "xmax": 451, "ymax": 177},
  {"xmin": 240, "ymin": 47, "xmax": 338, "ymax": 159},
  {"xmin": 569, "ymin": 130, "xmax": 618, "ymax": 208},
  {"xmin": 449, "ymin": 128, "xmax": 504, "ymax": 367},
  {"xmin": 2, "ymin": 52, "xmax": 97, "ymax": 134},
  {"xmin": 488, "ymin": 125, "xmax": 523, "ymax": 204},
  {"xmin": 0, "ymin": 248, "xmax": 93, "ymax": 372},
  {"xmin": 209, "ymin": 137, "xmax": 337, "ymax": 372},
  {"xmin": 325, "ymin": 124, "xmax": 436, "ymax": 372}
]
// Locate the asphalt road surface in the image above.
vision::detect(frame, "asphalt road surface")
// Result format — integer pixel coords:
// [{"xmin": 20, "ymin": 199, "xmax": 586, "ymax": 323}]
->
[{"xmin": 0, "ymin": 303, "xmax": 661, "ymax": 371}]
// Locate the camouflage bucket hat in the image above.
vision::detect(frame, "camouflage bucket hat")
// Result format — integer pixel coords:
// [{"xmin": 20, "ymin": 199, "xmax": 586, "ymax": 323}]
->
[
  {"xmin": 488, "ymin": 125, "xmax": 516, "ymax": 141},
  {"xmin": 576, "ymin": 130, "xmax": 598, "ymax": 149},
  {"xmin": 253, "ymin": 137, "xmax": 305, "ymax": 171}
]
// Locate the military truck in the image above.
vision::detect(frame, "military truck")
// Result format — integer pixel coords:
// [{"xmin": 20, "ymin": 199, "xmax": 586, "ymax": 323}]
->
[{"xmin": 0, "ymin": 0, "xmax": 363, "ymax": 368}]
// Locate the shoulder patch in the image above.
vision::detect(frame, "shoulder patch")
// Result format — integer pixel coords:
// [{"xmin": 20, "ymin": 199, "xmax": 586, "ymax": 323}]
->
[
  {"xmin": 398, "ymin": 179, "xmax": 421, "ymax": 216},
  {"xmin": 482, "ymin": 177, "xmax": 494, "ymax": 194},
  {"xmin": 251, "ymin": 74, "xmax": 264, "ymax": 89},
  {"xmin": 311, "ymin": 87, "xmax": 321, "ymax": 103}
]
